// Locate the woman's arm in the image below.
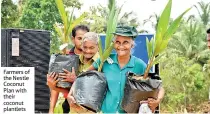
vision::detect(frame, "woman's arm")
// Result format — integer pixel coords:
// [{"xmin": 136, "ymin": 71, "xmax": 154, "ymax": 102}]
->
[
  {"xmin": 157, "ymin": 87, "xmax": 165, "ymax": 102},
  {"xmin": 148, "ymin": 87, "xmax": 165, "ymax": 112},
  {"xmin": 88, "ymin": 65, "xmax": 96, "ymax": 71}
]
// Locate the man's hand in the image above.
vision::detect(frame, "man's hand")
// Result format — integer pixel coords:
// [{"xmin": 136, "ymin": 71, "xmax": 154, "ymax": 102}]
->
[
  {"xmin": 148, "ymin": 98, "xmax": 160, "ymax": 112},
  {"xmin": 67, "ymin": 91, "xmax": 83, "ymax": 112},
  {"xmin": 47, "ymin": 72, "xmax": 59, "ymax": 90},
  {"xmin": 59, "ymin": 67, "xmax": 76, "ymax": 83},
  {"xmin": 67, "ymin": 95, "xmax": 76, "ymax": 104},
  {"xmin": 68, "ymin": 95, "xmax": 90, "ymax": 113}
]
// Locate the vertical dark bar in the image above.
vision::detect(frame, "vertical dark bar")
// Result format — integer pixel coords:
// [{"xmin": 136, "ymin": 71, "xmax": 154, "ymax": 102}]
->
[{"xmin": 1, "ymin": 29, "xmax": 8, "ymax": 67}]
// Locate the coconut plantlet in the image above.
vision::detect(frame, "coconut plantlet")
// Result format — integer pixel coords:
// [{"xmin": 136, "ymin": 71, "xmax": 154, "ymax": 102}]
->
[
  {"xmin": 143, "ymin": 0, "xmax": 191, "ymax": 79},
  {"xmin": 54, "ymin": 0, "xmax": 87, "ymax": 54},
  {"xmin": 97, "ymin": 0, "xmax": 120, "ymax": 72}
]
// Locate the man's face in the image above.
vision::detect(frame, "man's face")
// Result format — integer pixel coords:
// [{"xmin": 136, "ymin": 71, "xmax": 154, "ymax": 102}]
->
[
  {"xmin": 72, "ymin": 29, "xmax": 87, "ymax": 50},
  {"xmin": 82, "ymin": 40, "xmax": 98, "ymax": 59},
  {"xmin": 207, "ymin": 33, "xmax": 210, "ymax": 49}
]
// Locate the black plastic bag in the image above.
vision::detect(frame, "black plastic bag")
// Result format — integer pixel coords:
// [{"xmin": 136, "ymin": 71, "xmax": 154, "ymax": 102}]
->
[
  {"xmin": 121, "ymin": 72, "xmax": 162, "ymax": 113},
  {"xmin": 73, "ymin": 70, "xmax": 107, "ymax": 112},
  {"xmin": 48, "ymin": 54, "xmax": 79, "ymax": 88}
]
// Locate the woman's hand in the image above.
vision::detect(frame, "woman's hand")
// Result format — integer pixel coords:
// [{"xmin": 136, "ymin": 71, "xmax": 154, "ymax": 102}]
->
[
  {"xmin": 148, "ymin": 98, "xmax": 160, "ymax": 112},
  {"xmin": 59, "ymin": 67, "xmax": 76, "ymax": 83}
]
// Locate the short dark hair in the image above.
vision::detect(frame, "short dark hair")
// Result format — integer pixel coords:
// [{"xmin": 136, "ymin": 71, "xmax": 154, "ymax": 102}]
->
[
  {"xmin": 72, "ymin": 25, "xmax": 90, "ymax": 37},
  {"xmin": 207, "ymin": 28, "xmax": 210, "ymax": 34}
]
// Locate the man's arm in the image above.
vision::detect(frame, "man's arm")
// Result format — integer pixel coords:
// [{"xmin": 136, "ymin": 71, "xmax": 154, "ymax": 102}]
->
[
  {"xmin": 49, "ymin": 90, "xmax": 59, "ymax": 114},
  {"xmin": 47, "ymin": 72, "xmax": 69, "ymax": 97},
  {"xmin": 51, "ymin": 87, "xmax": 69, "ymax": 96}
]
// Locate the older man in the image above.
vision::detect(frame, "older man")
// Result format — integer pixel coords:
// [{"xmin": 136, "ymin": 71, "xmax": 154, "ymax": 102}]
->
[
  {"xmin": 47, "ymin": 32, "xmax": 99, "ymax": 113},
  {"xmin": 48, "ymin": 25, "xmax": 89, "ymax": 114}
]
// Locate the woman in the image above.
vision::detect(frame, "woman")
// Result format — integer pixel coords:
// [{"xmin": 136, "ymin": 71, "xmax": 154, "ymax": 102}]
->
[{"xmin": 68, "ymin": 25, "xmax": 165, "ymax": 113}]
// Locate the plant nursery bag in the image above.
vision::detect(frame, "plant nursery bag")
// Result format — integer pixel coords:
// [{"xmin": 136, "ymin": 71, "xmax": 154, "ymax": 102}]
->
[
  {"xmin": 121, "ymin": 72, "xmax": 162, "ymax": 113},
  {"xmin": 73, "ymin": 70, "xmax": 107, "ymax": 112},
  {"xmin": 48, "ymin": 54, "xmax": 79, "ymax": 88}
]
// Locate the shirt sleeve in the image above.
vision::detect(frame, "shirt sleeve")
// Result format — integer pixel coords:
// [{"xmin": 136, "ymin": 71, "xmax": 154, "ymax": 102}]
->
[{"xmin": 92, "ymin": 58, "xmax": 101, "ymax": 70}]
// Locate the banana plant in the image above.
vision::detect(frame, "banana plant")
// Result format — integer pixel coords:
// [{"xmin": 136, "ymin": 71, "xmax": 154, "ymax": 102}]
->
[
  {"xmin": 54, "ymin": 0, "xmax": 86, "ymax": 54},
  {"xmin": 144, "ymin": 0, "xmax": 191, "ymax": 78},
  {"xmin": 98, "ymin": 0, "xmax": 120, "ymax": 72}
]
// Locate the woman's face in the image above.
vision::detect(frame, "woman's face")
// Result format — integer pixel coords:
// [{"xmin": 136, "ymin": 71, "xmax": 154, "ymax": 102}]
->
[
  {"xmin": 82, "ymin": 40, "xmax": 98, "ymax": 59},
  {"xmin": 114, "ymin": 35, "xmax": 133, "ymax": 57}
]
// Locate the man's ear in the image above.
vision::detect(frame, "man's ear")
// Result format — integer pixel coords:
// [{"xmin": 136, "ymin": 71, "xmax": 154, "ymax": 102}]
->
[{"xmin": 72, "ymin": 37, "xmax": 75, "ymax": 44}]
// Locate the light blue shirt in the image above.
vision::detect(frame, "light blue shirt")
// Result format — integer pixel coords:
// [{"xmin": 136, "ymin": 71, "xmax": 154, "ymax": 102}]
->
[{"xmin": 93, "ymin": 54, "xmax": 147, "ymax": 113}]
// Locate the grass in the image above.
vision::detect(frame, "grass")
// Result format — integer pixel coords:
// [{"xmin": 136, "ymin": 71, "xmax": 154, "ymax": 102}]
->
[{"xmin": 54, "ymin": 96, "xmax": 65, "ymax": 114}]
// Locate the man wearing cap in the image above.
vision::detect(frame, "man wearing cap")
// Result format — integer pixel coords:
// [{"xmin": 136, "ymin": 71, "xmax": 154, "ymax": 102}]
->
[{"xmin": 86, "ymin": 25, "xmax": 165, "ymax": 113}]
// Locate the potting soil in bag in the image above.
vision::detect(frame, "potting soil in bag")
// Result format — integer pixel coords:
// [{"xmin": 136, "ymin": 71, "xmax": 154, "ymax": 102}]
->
[
  {"xmin": 121, "ymin": 72, "xmax": 162, "ymax": 113},
  {"xmin": 48, "ymin": 54, "xmax": 79, "ymax": 88},
  {"xmin": 73, "ymin": 70, "xmax": 107, "ymax": 112}
]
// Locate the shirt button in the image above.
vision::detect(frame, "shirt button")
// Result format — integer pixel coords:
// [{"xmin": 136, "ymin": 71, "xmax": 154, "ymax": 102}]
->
[
  {"xmin": 118, "ymin": 82, "xmax": 120, "ymax": 84},
  {"xmin": 117, "ymin": 101, "xmax": 119, "ymax": 104}
]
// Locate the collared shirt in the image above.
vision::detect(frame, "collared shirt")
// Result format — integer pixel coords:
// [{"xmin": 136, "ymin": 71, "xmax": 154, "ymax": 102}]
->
[
  {"xmin": 79, "ymin": 53, "xmax": 100, "ymax": 73},
  {"xmin": 69, "ymin": 47, "xmax": 76, "ymax": 55},
  {"xmin": 92, "ymin": 54, "xmax": 147, "ymax": 113}
]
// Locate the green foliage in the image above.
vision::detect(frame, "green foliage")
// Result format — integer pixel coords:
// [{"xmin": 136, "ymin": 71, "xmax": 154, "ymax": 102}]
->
[
  {"xmin": 18, "ymin": 0, "xmax": 82, "ymax": 54},
  {"xmin": 1, "ymin": 0, "xmax": 19, "ymax": 28},
  {"xmin": 159, "ymin": 10, "xmax": 210, "ymax": 112},
  {"xmin": 82, "ymin": 4, "xmax": 139, "ymax": 33},
  {"xmin": 97, "ymin": 0, "xmax": 119, "ymax": 72},
  {"xmin": 168, "ymin": 20, "xmax": 210, "ymax": 65},
  {"xmin": 143, "ymin": 13, "xmax": 160, "ymax": 31},
  {"xmin": 83, "ymin": 5, "xmax": 108, "ymax": 33},
  {"xmin": 160, "ymin": 52, "xmax": 210, "ymax": 112},
  {"xmin": 19, "ymin": 0, "xmax": 61, "ymax": 30},
  {"xmin": 144, "ymin": 0, "xmax": 191, "ymax": 78},
  {"xmin": 54, "ymin": 0, "xmax": 86, "ymax": 53},
  {"xmin": 195, "ymin": 1, "xmax": 210, "ymax": 26},
  {"xmin": 63, "ymin": 0, "xmax": 82, "ymax": 9},
  {"xmin": 53, "ymin": 96, "xmax": 65, "ymax": 113}
]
